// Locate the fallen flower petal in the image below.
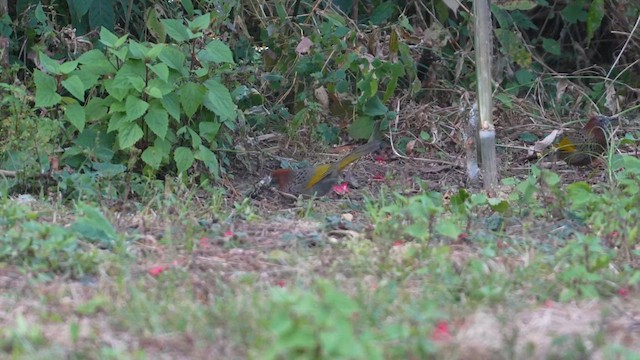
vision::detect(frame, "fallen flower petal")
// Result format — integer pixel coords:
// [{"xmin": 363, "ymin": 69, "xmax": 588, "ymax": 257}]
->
[
  {"xmin": 618, "ymin": 287, "xmax": 629, "ymax": 297},
  {"xmin": 392, "ymin": 240, "xmax": 405, "ymax": 247},
  {"xmin": 431, "ymin": 321, "xmax": 452, "ymax": 342},
  {"xmin": 332, "ymin": 182, "xmax": 350, "ymax": 195},
  {"xmin": 149, "ymin": 266, "xmax": 167, "ymax": 277}
]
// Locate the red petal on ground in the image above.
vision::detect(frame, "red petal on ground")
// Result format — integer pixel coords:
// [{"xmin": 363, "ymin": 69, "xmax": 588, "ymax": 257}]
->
[
  {"xmin": 149, "ymin": 266, "xmax": 166, "ymax": 277},
  {"xmin": 332, "ymin": 182, "xmax": 350, "ymax": 195},
  {"xmin": 431, "ymin": 321, "xmax": 452, "ymax": 342},
  {"xmin": 618, "ymin": 287, "xmax": 629, "ymax": 297}
]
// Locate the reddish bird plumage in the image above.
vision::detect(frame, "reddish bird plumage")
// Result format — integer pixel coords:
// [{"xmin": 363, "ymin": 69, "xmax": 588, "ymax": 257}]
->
[
  {"xmin": 556, "ymin": 115, "xmax": 616, "ymax": 166},
  {"xmin": 271, "ymin": 140, "xmax": 384, "ymax": 196}
]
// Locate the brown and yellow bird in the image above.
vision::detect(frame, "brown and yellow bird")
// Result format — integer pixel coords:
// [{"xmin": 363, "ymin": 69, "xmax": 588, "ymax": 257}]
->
[
  {"xmin": 271, "ymin": 140, "xmax": 384, "ymax": 196},
  {"xmin": 555, "ymin": 115, "xmax": 617, "ymax": 166}
]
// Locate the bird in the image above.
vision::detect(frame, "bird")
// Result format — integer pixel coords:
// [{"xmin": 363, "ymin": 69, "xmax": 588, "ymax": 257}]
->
[
  {"xmin": 270, "ymin": 140, "xmax": 384, "ymax": 196},
  {"xmin": 555, "ymin": 115, "xmax": 617, "ymax": 166}
]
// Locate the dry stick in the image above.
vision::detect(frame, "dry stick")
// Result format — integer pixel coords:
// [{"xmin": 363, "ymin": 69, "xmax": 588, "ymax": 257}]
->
[
  {"xmin": 389, "ymin": 99, "xmax": 460, "ymax": 167},
  {"xmin": 606, "ymin": 15, "xmax": 640, "ymax": 80},
  {"xmin": 0, "ymin": 169, "xmax": 17, "ymax": 177}
]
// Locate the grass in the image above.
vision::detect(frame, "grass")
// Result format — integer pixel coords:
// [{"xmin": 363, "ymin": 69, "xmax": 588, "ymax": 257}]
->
[{"xmin": 1, "ymin": 159, "xmax": 640, "ymax": 359}]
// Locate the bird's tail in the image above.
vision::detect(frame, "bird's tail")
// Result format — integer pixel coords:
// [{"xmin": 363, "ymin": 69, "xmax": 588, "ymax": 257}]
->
[
  {"xmin": 302, "ymin": 139, "xmax": 385, "ymax": 192},
  {"xmin": 335, "ymin": 139, "xmax": 385, "ymax": 172}
]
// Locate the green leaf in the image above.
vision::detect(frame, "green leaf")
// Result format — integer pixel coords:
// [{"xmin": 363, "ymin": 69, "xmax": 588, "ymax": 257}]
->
[
  {"xmin": 34, "ymin": 70, "xmax": 62, "ymax": 107},
  {"xmin": 541, "ymin": 171, "xmax": 561, "ymax": 187},
  {"xmin": 494, "ymin": 93, "xmax": 513, "ymax": 108},
  {"xmin": 99, "ymin": 27, "xmax": 119, "ymax": 48},
  {"xmin": 203, "ymin": 79, "xmax": 237, "ymax": 121},
  {"xmin": 487, "ymin": 198, "xmax": 510, "ymax": 213},
  {"xmin": 197, "ymin": 39, "xmax": 235, "ymax": 64},
  {"xmin": 104, "ymin": 80, "xmax": 127, "ymax": 102},
  {"xmin": 362, "ymin": 97, "xmax": 388, "ymax": 116},
  {"xmin": 567, "ymin": 181, "xmax": 594, "ymax": 208},
  {"xmin": 161, "ymin": 93, "xmax": 181, "ymax": 121},
  {"xmin": 145, "ymin": 7, "xmax": 166, "ymax": 42},
  {"xmin": 71, "ymin": 203, "xmax": 117, "ymax": 246},
  {"xmin": 146, "ymin": 44, "xmax": 165, "ymax": 60},
  {"xmin": 174, "ymin": 147, "xmax": 195, "ymax": 174},
  {"xmin": 107, "ymin": 112, "xmax": 127, "ymax": 132},
  {"xmin": 65, "ymin": 102, "xmax": 86, "ymax": 131},
  {"xmin": 179, "ymin": 82, "xmax": 205, "ymax": 118},
  {"xmin": 187, "ymin": 13, "xmax": 210, "ymax": 32},
  {"xmin": 118, "ymin": 122, "xmax": 143, "ymax": 149},
  {"xmin": 147, "ymin": 78, "xmax": 173, "ymax": 96},
  {"xmin": 370, "ymin": 1, "xmax": 395, "ymax": 25},
  {"xmin": 158, "ymin": 46, "xmax": 186, "ymax": 71},
  {"xmin": 70, "ymin": 69, "xmax": 99, "ymax": 90},
  {"xmin": 128, "ymin": 40, "xmax": 149, "ymax": 59},
  {"xmin": 77, "ymin": 49, "xmax": 116, "ymax": 75},
  {"xmin": 38, "ymin": 52, "xmax": 61, "ymax": 74},
  {"xmin": 62, "ymin": 75, "xmax": 86, "ymax": 100},
  {"xmin": 199, "ymin": 121, "xmax": 221, "ymax": 142},
  {"xmin": 494, "ymin": 28, "xmax": 531, "ymax": 67},
  {"xmin": 436, "ymin": 218, "xmax": 462, "ymax": 240},
  {"xmin": 145, "ymin": 86, "xmax": 163, "ymax": 99},
  {"xmin": 85, "ymin": 97, "xmax": 109, "ymax": 122},
  {"xmin": 89, "ymin": 2, "xmax": 115, "ymax": 33},
  {"xmin": 561, "ymin": 2, "xmax": 588, "ymax": 24},
  {"xmin": 109, "ymin": 46, "xmax": 129, "ymax": 61},
  {"xmin": 188, "ymin": 127, "xmax": 202, "ymax": 148},
  {"xmin": 149, "ymin": 63, "xmax": 169, "ymax": 82},
  {"xmin": 141, "ymin": 146, "xmax": 163, "ymax": 169},
  {"xmin": 420, "ymin": 131, "xmax": 431, "ymax": 141},
  {"xmin": 542, "ymin": 38, "xmax": 561, "ymax": 55},
  {"xmin": 125, "ymin": 95, "xmax": 149, "ymax": 122},
  {"xmin": 182, "ymin": 0, "xmax": 194, "ymax": 15},
  {"xmin": 320, "ymin": 8, "xmax": 346, "ymax": 27},
  {"xmin": 162, "ymin": 19, "xmax": 197, "ymax": 42},
  {"xmin": 586, "ymin": 0, "xmax": 605, "ymax": 44},
  {"xmin": 195, "ymin": 146, "xmax": 219, "ymax": 178},
  {"xmin": 154, "ymin": 138, "xmax": 172, "ymax": 160},
  {"xmin": 59, "ymin": 61, "xmax": 79, "ymax": 74},
  {"xmin": 347, "ymin": 116, "xmax": 374, "ymax": 140},
  {"xmin": 515, "ymin": 69, "xmax": 535, "ymax": 85},
  {"xmin": 145, "ymin": 106, "xmax": 168, "ymax": 139},
  {"xmin": 67, "ymin": 0, "xmax": 93, "ymax": 22},
  {"xmin": 93, "ymin": 162, "xmax": 126, "ymax": 176}
]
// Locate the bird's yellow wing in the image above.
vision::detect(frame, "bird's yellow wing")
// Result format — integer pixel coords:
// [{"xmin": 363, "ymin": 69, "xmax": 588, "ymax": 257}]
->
[
  {"xmin": 304, "ymin": 164, "xmax": 332, "ymax": 190},
  {"xmin": 304, "ymin": 140, "xmax": 384, "ymax": 190}
]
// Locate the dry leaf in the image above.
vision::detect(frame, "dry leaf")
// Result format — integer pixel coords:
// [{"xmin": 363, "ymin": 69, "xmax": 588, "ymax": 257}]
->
[
  {"xmin": 406, "ymin": 139, "xmax": 417, "ymax": 155},
  {"xmin": 295, "ymin": 37, "xmax": 313, "ymax": 55},
  {"xmin": 555, "ymin": 78, "xmax": 567, "ymax": 103},
  {"xmin": 533, "ymin": 129, "xmax": 561, "ymax": 154},
  {"xmin": 441, "ymin": 0, "xmax": 460, "ymax": 14},
  {"xmin": 314, "ymin": 86, "xmax": 330, "ymax": 109},
  {"xmin": 604, "ymin": 81, "xmax": 617, "ymax": 114}
]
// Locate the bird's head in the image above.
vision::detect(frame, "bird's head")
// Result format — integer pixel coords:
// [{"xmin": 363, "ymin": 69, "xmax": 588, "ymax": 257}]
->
[
  {"xmin": 584, "ymin": 115, "xmax": 617, "ymax": 144},
  {"xmin": 271, "ymin": 168, "xmax": 294, "ymax": 188}
]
